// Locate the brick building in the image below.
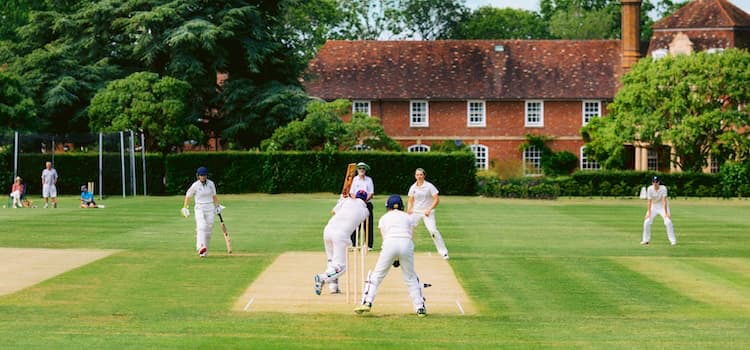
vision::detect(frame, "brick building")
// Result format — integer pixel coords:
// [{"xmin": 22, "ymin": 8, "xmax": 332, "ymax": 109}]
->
[{"xmin": 303, "ymin": 0, "xmax": 750, "ymax": 175}]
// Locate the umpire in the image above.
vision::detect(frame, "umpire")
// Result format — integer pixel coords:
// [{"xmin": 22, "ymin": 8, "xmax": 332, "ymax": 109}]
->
[{"xmin": 349, "ymin": 162, "xmax": 374, "ymax": 250}]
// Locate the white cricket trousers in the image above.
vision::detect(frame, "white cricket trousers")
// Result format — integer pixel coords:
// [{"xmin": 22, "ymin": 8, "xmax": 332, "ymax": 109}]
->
[
  {"xmin": 642, "ymin": 206, "xmax": 676, "ymax": 244},
  {"xmin": 318, "ymin": 227, "xmax": 351, "ymax": 285},
  {"xmin": 194, "ymin": 204, "xmax": 215, "ymax": 251},
  {"xmin": 411, "ymin": 211, "xmax": 448, "ymax": 257},
  {"xmin": 10, "ymin": 191, "xmax": 22, "ymax": 207},
  {"xmin": 362, "ymin": 238, "xmax": 425, "ymax": 312}
]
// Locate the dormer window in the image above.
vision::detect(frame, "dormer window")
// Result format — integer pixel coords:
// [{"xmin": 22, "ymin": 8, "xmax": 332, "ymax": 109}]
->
[{"xmin": 652, "ymin": 49, "xmax": 668, "ymax": 59}]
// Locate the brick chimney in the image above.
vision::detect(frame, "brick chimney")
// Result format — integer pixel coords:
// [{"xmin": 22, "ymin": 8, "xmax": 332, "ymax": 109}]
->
[{"xmin": 621, "ymin": 0, "xmax": 642, "ymax": 71}]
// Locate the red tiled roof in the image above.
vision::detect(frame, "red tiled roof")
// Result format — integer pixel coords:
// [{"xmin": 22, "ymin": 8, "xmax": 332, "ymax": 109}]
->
[
  {"xmin": 303, "ymin": 40, "xmax": 622, "ymax": 101},
  {"xmin": 652, "ymin": 0, "xmax": 750, "ymax": 29}
]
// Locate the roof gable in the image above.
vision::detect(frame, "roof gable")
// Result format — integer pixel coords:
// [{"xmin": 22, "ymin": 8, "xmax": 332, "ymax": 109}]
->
[
  {"xmin": 303, "ymin": 40, "xmax": 622, "ymax": 101},
  {"xmin": 653, "ymin": 0, "xmax": 750, "ymax": 29}
]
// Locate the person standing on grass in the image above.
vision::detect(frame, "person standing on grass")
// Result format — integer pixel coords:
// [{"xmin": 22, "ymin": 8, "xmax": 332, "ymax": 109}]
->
[
  {"xmin": 182, "ymin": 166, "xmax": 222, "ymax": 257},
  {"xmin": 354, "ymin": 194, "xmax": 427, "ymax": 317},
  {"xmin": 41, "ymin": 161, "xmax": 58, "ymax": 208},
  {"xmin": 641, "ymin": 176, "xmax": 677, "ymax": 246},
  {"xmin": 407, "ymin": 168, "xmax": 449, "ymax": 259},
  {"xmin": 314, "ymin": 190, "xmax": 369, "ymax": 295},
  {"xmin": 349, "ymin": 162, "xmax": 374, "ymax": 250}
]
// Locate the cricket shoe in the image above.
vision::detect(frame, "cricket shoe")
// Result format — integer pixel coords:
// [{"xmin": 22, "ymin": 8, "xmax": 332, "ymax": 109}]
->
[
  {"xmin": 314, "ymin": 275, "xmax": 324, "ymax": 296},
  {"xmin": 354, "ymin": 302, "xmax": 372, "ymax": 315},
  {"xmin": 442, "ymin": 254, "xmax": 450, "ymax": 260},
  {"xmin": 416, "ymin": 307, "xmax": 427, "ymax": 318},
  {"xmin": 198, "ymin": 246, "xmax": 207, "ymax": 257},
  {"xmin": 44, "ymin": 203, "xmax": 48, "ymax": 208},
  {"xmin": 640, "ymin": 241, "xmax": 649, "ymax": 245}
]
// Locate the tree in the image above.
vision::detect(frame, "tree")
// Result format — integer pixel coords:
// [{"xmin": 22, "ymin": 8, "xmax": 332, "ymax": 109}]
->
[
  {"xmin": 261, "ymin": 99, "xmax": 401, "ymax": 151},
  {"xmin": 88, "ymin": 72, "xmax": 200, "ymax": 153},
  {"xmin": 332, "ymin": 0, "xmax": 401, "ymax": 39},
  {"xmin": 448, "ymin": 6, "xmax": 550, "ymax": 40},
  {"xmin": 540, "ymin": 0, "xmax": 656, "ymax": 40},
  {"xmin": 0, "ymin": 70, "xmax": 36, "ymax": 132},
  {"xmin": 582, "ymin": 49, "xmax": 750, "ymax": 172},
  {"xmin": 394, "ymin": 0, "xmax": 468, "ymax": 40}
]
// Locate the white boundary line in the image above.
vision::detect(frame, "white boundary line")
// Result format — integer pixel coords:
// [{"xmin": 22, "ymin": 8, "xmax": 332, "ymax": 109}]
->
[
  {"xmin": 455, "ymin": 300, "xmax": 465, "ymax": 315},
  {"xmin": 243, "ymin": 297, "xmax": 255, "ymax": 311}
]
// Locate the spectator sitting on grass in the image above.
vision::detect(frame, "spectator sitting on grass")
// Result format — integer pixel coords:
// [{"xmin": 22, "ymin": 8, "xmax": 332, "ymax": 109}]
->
[{"xmin": 80, "ymin": 185, "xmax": 97, "ymax": 208}]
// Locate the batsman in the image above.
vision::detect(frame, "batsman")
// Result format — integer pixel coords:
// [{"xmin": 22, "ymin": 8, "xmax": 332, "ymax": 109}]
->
[
  {"xmin": 314, "ymin": 190, "xmax": 369, "ymax": 295},
  {"xmin": 182, "ymin": 166, "xmax": 223, "ymax": 257}
]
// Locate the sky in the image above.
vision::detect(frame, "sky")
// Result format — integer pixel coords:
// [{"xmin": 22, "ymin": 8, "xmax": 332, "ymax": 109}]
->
[{"xmin": 464, "ymin": 0, "xmax": 750, "ymax": 16}]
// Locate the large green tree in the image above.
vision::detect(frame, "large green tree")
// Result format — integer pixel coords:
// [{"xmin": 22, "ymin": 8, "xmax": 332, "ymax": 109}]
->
[
  {"xmin": 448, "ymin": 6, "xmax": 550, "ymax": 39},
  {"xmin": 540, "ymin": 0, "xmax": 656, "ymax": 40},
  {"xmin": 88, "ymin": 72, "xmax": 199, "ymax": 153},
  {"xmin": 395, "ymin": 0, "xmax": 468, "ymax": 40},
  {"xmin": 582, "ymin": 49, "xmax": 750, "ymax": 171},
  {"xmin": 261, "ymin": 99, "xmax": 401, "ymax": 152},
  {"xmin": 0, "ymin": 70, "xmax": 36, "ymax": 132}
]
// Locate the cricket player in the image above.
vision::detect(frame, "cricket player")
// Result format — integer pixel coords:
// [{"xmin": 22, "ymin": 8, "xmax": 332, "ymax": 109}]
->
[
  {"xmin": 314, "ymin": 190, "xmax": 369, "ymax": 295},
  {"xmin": 407, "ymin": 168, "xmax": 449, "ymax": 259},
  {"xmin": 41, "ymin": 161, "xmax": 58, "ymax": 208},
  {"xmin": 182, "ymin": 166, "xmax": 223, "ymax": 257},
  {"xmin": 354, "ymin": 194, "xmax": 427, "ymax": 317},
  {"xmin": 349, "ymin": 161, "xmax": 374, "ymax": 249},
  {"xmin": 641, "ymin": 176, "xmax": 677, "ymax": 246}
]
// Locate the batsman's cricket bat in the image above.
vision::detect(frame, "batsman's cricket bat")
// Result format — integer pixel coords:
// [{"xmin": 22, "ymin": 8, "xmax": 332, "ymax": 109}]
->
[
  {"xmin": 340, "ymin": 163, "xmax": 357, "ymax": 197},
  {"xmin": 218, "ymin": 213, "xmax": 232, "ymax": 254}
]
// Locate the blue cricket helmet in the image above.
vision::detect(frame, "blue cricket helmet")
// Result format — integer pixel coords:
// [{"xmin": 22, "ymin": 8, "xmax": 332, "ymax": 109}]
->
[
  {"xmin": 355, "ymin": 190, "xmax": 368, "ymax": 202},
  {"xmin": 386, "ymin": 194, "xmax": 404, "ymax": 210},
  {"xmin": 196, "ymin": 166, "xmax": 209, "ymax": 176}
]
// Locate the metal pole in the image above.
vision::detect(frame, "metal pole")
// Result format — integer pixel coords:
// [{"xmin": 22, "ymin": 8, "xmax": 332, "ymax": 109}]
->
[
  {"xmin": 141, "ymin": 131, "xmax": 147, "ymax": 196},
  {"xmin": 120, "ymin": 131, "xmax": 126, "ymax": 198},
  {"xmin": 129, "ymin": 130, "xmax": 136, "ymax": 196},
  {"xmin": 51, "ymin": 137, "xmax": 55, "ymax": 167},
  {"xmin": 13, "ymin": 132, "xmax": 18, "ymax": 179},
  {"xmin": 99, "ymin": 132, "xmax": 103, "ymax": 200}
]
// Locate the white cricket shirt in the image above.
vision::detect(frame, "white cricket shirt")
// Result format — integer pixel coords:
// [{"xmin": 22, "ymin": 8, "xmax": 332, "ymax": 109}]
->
[
  {"xmin": 408, "ymin": 181, "xmax": 439, "ymax": 211},
  {"xmin": 327, "ymin": 197, "xmax": 369, "ymax": 232},
  {"xmin": 186, "ymin": 179, "xmax": 217, "ymax": 205},
  {"xmin": 378, "ymin": 210, "xmax": 416, "ymax": 240},
  {"xmin": 647, "ymin": 185, "xmax": 668, "ymax": 208}
]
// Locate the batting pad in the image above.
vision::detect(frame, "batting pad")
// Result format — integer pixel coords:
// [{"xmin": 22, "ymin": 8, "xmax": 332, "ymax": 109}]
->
[{"xmin": 233, "ymin": 251, "xmax": 477, "ymax": 315}]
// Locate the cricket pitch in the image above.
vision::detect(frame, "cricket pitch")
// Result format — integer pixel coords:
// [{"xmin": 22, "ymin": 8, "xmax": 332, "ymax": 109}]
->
[{"xmin": 233, "ymin": 251, "xmax": 477, "ymax": 315}]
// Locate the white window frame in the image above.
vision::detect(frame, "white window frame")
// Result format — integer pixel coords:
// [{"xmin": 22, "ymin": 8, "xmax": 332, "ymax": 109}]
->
[
  {"xmin": 410, "ymin": 100, "xmax": 429, "ymax": 127},
  {"xmin": 652, "ymin": 49, "xmax": 668, "ymax": 59},
  {"xmin": 580, "ymin": 146, "xmax": 601, "ymax": 171},
  {"xmin": 470, "ymin": 144, "xmax": 488, "ymax": 170},
  {"xmin": 525, "ymin": 100, "xmax": 544, "ymax": 127},
  {"xmin": 467, "ymin": 100, "xmax": 486, "ymax": 127},
  {"xmin": 523, "ymin": 145, "xmax": 542, "ymax": 176},
  {"xmin": 352, "ymin": 100, "xmax": 371, "ymax": 115},
  {"xmin": 407, "ymin": 144, "xmax": 430, "ymax": 153},
  {"xmin": 582, "ymin": 100, "xmax": 601, "ymax": 126}
]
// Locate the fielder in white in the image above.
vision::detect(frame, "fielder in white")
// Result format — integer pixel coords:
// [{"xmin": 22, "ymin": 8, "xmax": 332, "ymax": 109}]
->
[
  {"xmin": 355, "ymin": 194, "xmax": 427, "ymax": 317},
  {"xmin": 642, "ymin": 176, "xmax": 677, "ymax": 246},
  {"xmin": 407, "ymin": 168, "xmax": 449, "ymax": 259},
  {"xmin": 314, "ymin": 190, "xmax": 369, "ymax": 295},
  {"xmin": 182, "ymin": 166, "xmax": 223, "ymax": 257},
  {"xmin": 41, "ymin": 161, "xmax": 58, "ymax": 208}
]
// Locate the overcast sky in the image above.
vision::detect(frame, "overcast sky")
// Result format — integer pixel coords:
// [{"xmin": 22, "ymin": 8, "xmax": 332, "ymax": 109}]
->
[{"xmin": 464, "ymin": 0, "xmax": 750, "ymax": 16}]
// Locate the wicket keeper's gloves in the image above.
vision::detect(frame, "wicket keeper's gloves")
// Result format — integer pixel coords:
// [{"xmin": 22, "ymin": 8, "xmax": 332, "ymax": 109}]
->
[{"xmin": 392, "ymin": 259, "xmax": 400, "ymax": 268}]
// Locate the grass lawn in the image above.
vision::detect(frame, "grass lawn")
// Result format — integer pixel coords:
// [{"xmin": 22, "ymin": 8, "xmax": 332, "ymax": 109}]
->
[{"xmin": 1, "ymin": 194, "xmax": 749, "ymax": 349}]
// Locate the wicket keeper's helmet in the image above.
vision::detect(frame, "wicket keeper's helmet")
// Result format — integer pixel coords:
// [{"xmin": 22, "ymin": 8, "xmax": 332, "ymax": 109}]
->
[
  {"xmin": 386, "ymin": 194, "xmax": 404, "ymax": 211},
  {"xmin": 355, "ymin": 190, "xmax": 368, "ymax": 202},
  {"xmin": 196, "ymin": 166, "xmax": 209, "ymax": 176}
]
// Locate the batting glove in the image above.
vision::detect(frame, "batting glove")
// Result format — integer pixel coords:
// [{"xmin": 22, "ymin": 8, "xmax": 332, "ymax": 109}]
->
[
  {"xmin": 181, "ymin": 207, "xmax": 190, "ymax": 218},
  {"xmin": 215, "ymin": 205, "xmax": 222, "ymax": 215}
]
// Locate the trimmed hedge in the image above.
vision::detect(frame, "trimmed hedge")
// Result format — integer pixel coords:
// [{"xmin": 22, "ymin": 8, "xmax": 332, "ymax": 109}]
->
[
  {"xmin": 165, "ymin": 151, "xmax": 477, "ymax": 195},
  {"xmin": 478, "ymin": 170, "xmax": 726, "ymax": 199},
  {"xmin": 3, "ymin": 151, "xmax": 476, "ymax": 196}
]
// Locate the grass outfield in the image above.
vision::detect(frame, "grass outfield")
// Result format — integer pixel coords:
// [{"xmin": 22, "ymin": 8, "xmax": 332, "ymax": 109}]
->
[{"xmin": 1, "ymin": 194, "xmax": 749, "ymax": 349}]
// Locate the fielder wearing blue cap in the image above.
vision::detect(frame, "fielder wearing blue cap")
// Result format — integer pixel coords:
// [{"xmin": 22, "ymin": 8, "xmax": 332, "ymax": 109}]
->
[
  {"xmin": 354, "ymin": 193, "xmax": 427, "ymax": 317},
  {"xmin": 196, "ymin": 166, "xmax": 209, "ymax": 176}
]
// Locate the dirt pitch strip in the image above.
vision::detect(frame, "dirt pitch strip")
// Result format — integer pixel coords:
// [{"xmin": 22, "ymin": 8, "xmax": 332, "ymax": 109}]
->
[
  {"xmin": 0, "ymin": 247, "xmax": 120, "ymax": 296},
  {"xmin": 233, "ymin": 251, "xmax": 477, "ymax": 315}
]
